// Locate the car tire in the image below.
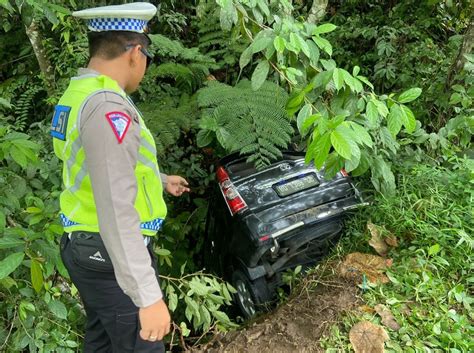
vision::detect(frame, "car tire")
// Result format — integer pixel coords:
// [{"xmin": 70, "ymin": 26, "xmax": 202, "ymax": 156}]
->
[{"xmin": 232, "ymin": 269, "xmax": 271, "ymax": 319}]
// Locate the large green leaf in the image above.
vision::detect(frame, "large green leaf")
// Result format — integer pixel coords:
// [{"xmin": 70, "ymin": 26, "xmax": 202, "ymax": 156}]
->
[
  {"xmin": 286, "ymin": 91, "xmax": 305, "ymax": 110},
  {"xmin": 345, "ymin": 141, "xmax": 361, "ymax": 172},
  {"xmin": 251, "ymin": 30, "xmax": 273, "ymax": 53},
  {"xmin": 0, "ymin": 97, "xmax": 12, "ymax": 109},
  {"xmin": 332, "ymin": 69, "xmax": 344, "ymax": 91},
  {"xmin": 42, "ymin": 6, "xmax": 59, "ymax": 25},
  {"xmin": 251, "ymin": 60, "xmax": 270, "ymax": 91},
  {"xmin": 301, "ymin": 114, "xmax": 320, "ymax": 136},
  {"xmin": 312, "ymin": 36, "xmax": 332, "ymax": 56},
  {"xmin": 324, "ymin": 152, "xmax": 345, "ymax": 178},
  {"xmin": 199, "ymin": 115, "xmax": 218, "ymax": 131},
  {"xmin": 289, "ymin": 33, "xmax": 301, "ymax": 54},
  {"xmin": 294, "ymin": 33, "xmax": 311, "ymax": 58},
  {"xmin": 373, "ymin": 99, "xmax": 389, "ymax": 117},
  {"xmin": 273, "ymin": 36, "xmax": 286, "ymax": 53},
  {"xmin": 310, "ymin": 133, "xmax": 332, "ymax": 169},
  {"xmin": 349, "ymin": 122, "xmax": 373, "ymax": 147},
  {"xmin": 365, "ymin": 100, "xmax": 379, "ymax": 127},
  {"xmin": 398, "ymin": 88, "xmax": 422, "ymax": 103},
  {"xmin": 0, "ymin": 210, "xmax": 5, "ymax": 231},
  {"xmin": 312, "ymin": 70, "xmax": 332, "ymax": 88},
  {"xmin": 10, "ymin": 138, "xmax": 38, "ymax": 150},
  {"xmin": 296, "ymin": 104, "xmax": 312, "ymax": 134},
  {"xmin": 9, "ymin": 146, "xmax": 27, "ymax": 168},
  {"xmin": 257, "ymin": 0, "xmax": 270, "ymax": 17},
  {"xmin": 218, "ymin": 0, "xmax": 237, "ymax": 31},
  {"xmin": 0, "ymin": 236, "xmax": 24, "ymax": 249},
  {"xmin": 352, "ymin": 153, "xmax": 370, "ymax": 176},
  {"xmin": 0, "ymin": 252, "xmax": 24, "ymax": 279},
  {"xmin": 341, "ymin": 69, "xmax": 363, "ymax": 93},
  {"xmin": 239, "ymin": 46, "xmax": 253, "ymax": 70},
  {"xmin": 330, "ymin": 128, "xmax": 352, "ymax": 159},
  {"xmin": 356, "ymin": 75, "xmax": 374, "ymax": 89},
  {"xmin": 48, "ymin": 3, "xmax": 72, "ymax": 15},
  {"xmin": 313, "ymin": 23, "xmax": 337, "ymax": 35},
  {"xmin": 388, "ymin": 104, "xmax": 404, "ymax": 136},
  {"xmin": 48, "ymin": 300, "xmax": 67, "ymax": 320},
  {"xmin": 30, "ymin": 259, "xmax": 43, "ymax": 293},
  {"xmin": 168, "ymin": 291, "xmax": 178, "ymax": 312},
  {"xmin": 401, "ymin": 105, "xmax": 416, "ymax": 133},
  {"xmin": 306, "ymin": 40, "xmax": 320, "ymax": 66},
  {"xmin": 196, "ymin": 129, "xmax": 214, "ymax": 148},
  {"xmin": 156, "ymin": 248, "xmax": 171, "ymax": 256}
]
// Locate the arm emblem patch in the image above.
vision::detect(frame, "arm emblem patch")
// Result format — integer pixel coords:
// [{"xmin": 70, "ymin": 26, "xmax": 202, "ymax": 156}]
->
[
  {"xmin": 50, "ymin": 105, "xmax": 71, "ymax": 140},
  {"xmin": 105, "ymin": 111, "xmax": 132, "ymax": 144}
]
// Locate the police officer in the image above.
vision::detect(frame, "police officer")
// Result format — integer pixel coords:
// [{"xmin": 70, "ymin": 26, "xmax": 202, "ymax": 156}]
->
[{"xmin": 51, "ymin": 3, "xmax": 189, "ymax": 352}]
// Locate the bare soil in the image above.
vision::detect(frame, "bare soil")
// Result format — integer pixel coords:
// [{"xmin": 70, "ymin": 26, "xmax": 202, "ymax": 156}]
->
[{"xmin": 193, "ymin": 270, "xmax": 361, "ymax": 353}]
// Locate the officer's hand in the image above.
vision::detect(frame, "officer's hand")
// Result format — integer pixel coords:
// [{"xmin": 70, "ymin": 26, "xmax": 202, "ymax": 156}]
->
[
  {"xmin": 139, "ymin": 299, "xmax": 171, "ymax": 342},
  {"xmin": 165, "ymin": 175, "xmax": 190, "ymax": 196}
]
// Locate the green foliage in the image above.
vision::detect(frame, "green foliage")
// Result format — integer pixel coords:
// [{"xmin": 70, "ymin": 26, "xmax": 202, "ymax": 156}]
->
[
  {"xmin": 215, "ymin": 0, "xmax": 422, "ymax": 193},
  {"xmin": 0, "ymin": 6, "xmax": 238, "ymax": 349},
  {"xmin": 0, "ymin": 0, "xmax": 71, "ymax": 28},
  {"xmin": 397, "ymin": 54, "xmax": 474, "ymax": 166},
  {"xmin": 138, "ymin": 94, "xmax": 199, "ymax": 155},
  {"xmin": 197, "ymin": 80, "xmax": 293, "ymax": 169},
  {"xmin": 149, "ymin": 33, "xmax": 216, "ymax": 66},
  {"xmin": 0, "ymin": 119, "xmax": 233, "ymax": 351},
  {"xmin": 0, "ymin": 120, "xmax": 81, "ymax": 352},
  {"xmin": 138, "ymin": 34, "xmax": 216, "ymax": 97},
  {"xmin": 326, "ymin": 0, "xmax": 472, "ymax": 129},
  {"xmin": 323, "ymin": 160, "xmax": 474, "ymax": 352},
  {"xmin": 161, "ymin": 271, "xmax": 238, "ymax": 335},
  {"xmin": 15, "ymin": 85, "xmax": 44, "ymax": 131},
  {"xmin": 195, "ymin": 0, "xmax": 247, "ymax": 73},
  {"xmin": 0, "ymin": 0, "xmax": 472, "ymax": 350}
]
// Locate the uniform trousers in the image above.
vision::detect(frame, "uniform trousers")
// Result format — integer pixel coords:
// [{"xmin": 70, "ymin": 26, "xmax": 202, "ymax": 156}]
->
[{"xmin": 60, "ymin": 233, "xmax": 165, "ymax": 353}]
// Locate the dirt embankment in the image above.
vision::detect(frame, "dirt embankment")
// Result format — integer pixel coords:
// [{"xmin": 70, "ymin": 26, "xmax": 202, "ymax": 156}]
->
[{"xmin": 195, "ymin": 273, "xmax": 361, "ymax": 353}]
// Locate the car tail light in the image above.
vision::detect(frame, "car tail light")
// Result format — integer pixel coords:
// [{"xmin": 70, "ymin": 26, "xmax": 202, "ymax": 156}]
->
[{"xmin": 216, "ymin": 166, "xmax": 248, "ymax": 215}]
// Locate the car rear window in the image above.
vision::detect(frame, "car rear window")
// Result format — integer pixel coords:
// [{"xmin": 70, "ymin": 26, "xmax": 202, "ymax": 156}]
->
[
  {"xmin": 226, "ymin": 161, "xmax": 258, "ymax": 178},
  {"xmin": 225, "ymin": 153, "xmax": 305, "ymax": 179}
]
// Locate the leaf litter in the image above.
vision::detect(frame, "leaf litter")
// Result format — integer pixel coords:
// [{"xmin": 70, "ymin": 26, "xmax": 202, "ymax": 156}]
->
[
  {"xmin": 193, "ymin": 268, "xmax": 361, "ymax": 353},
  {"xmin": 192, "ymin": 225, "xmax": 400, "ymax": 352},
  {"xmin": 349, "ymin": 320, "xmax": 389, "ymax": 353}
]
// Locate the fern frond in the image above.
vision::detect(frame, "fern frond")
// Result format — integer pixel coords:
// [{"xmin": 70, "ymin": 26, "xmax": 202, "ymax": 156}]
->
[
  {"xmin": 16, "ymin": 85, "xmax": 42, "ymax": 130},
  {"xmin": 197, "ymin": 80, "xmax": 293, "ymax": 169},
  {"xmin": 138, "ymin": 94, "xmax": 199, "ymax": 155}
]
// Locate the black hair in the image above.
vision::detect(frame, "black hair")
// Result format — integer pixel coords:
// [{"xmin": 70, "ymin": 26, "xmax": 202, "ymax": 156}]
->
[{"xmin": 87, "ymin": 31, "xmax": 150, "ymax": 60}]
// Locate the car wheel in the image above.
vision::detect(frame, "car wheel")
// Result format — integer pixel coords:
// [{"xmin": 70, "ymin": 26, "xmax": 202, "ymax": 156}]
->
[{"xmin": 232, "ymin": 269, "xmax": 271, "ymax": 319}]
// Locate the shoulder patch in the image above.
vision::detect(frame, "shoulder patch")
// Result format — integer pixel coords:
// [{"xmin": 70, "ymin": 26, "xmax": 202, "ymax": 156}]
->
[
  {"xmin": 50, "ymin": 105, "xmax": 71, "ymax": 140},
  {"xmin": 105, "ymin": 111, "xmax": 132, "ymax": 144}
]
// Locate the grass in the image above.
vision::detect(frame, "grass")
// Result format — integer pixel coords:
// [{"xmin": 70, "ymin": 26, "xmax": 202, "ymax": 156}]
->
[{"xmin": 321, "ymin": 159, "xmax": 474, "ymax": 352}]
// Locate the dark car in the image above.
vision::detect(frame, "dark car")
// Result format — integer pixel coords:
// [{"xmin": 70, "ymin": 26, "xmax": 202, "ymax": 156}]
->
[{"xmin": 204, "ymin": 151, "xmax": 367, "ymax": 318}]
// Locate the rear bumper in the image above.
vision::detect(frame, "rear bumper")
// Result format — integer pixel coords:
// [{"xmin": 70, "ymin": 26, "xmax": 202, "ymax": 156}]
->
[
  {"xmin": 255, "ymin": 192, "xmax": 368, "ymax": 244},
  {"xmin": 238, "ymin": 192, "xmax": 367, "ymax": 280},
  {"xmin": 240, "ymin": 219, "xmax": 343, "ymax": 281}
]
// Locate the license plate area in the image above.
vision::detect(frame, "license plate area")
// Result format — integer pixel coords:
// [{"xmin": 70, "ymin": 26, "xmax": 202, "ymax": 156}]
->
[{"xmin": 273, "ymin": 172, "xmax": 319, "ymax": 197}]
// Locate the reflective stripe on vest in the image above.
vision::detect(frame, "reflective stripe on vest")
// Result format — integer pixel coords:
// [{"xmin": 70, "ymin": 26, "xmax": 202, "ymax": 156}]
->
[{"xmin": 52, "ymin": 73, "xmax": 167, "ymax": 235}]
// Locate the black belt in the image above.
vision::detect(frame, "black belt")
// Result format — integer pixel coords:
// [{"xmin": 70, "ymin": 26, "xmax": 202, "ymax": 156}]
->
[{"xmin": 67, "ymin": 231, "xmax": 151, "ymax": 246}]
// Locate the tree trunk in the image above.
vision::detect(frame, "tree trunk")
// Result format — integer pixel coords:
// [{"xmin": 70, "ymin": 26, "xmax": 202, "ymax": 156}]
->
[
  {"xmin": 446, "ymin": 20, "xmax": 474, "ymax": 89},
  {"xmin": 24, "ymin": 19, "xmax": 55, "ymax": 95},
  {"xmin": 307, "ymin": 0, "xmax": 328, "ymax": 24},
  {"xmin": 439, "ymin": 20, "xmax": 474, "ymax": 127}
]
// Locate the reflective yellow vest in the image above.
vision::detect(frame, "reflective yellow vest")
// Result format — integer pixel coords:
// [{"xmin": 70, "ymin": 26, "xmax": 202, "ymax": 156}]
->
[{"xmin": 51, "ymin": 73, "xmax": 167, "ymax": 235}]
